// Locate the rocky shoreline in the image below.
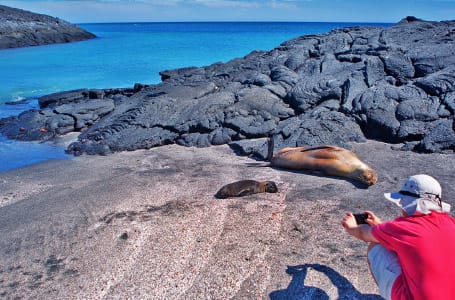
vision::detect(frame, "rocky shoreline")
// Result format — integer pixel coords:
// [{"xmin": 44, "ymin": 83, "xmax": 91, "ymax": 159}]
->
[
  {"xmin": 1, "ymin": 17, "xmax": 454, "ymax": 158},
  {"xmin": 0, "ymin": 5, "xmax": 95, "ymax": 49},
  {"xmin": 1, "ymin": 14, "xmax": 455, "ymax": 299}
]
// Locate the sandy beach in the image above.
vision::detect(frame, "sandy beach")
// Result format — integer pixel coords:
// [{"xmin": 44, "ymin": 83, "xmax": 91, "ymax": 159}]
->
[{"xmin": 1, "ymin": 140, "xmax": 454, "ymax": 299}]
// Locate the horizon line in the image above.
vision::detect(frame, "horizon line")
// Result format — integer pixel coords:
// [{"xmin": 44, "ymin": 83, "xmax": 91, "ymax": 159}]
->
[{"xmin": 76, "ymin": 20, "xmax": 396, "ymax": 25}]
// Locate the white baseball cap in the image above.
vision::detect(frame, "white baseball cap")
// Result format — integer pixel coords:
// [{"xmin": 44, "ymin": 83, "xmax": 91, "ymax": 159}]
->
[{"xmin": 384, "ymin": 174, "xmax": 451, "ymax": 215}]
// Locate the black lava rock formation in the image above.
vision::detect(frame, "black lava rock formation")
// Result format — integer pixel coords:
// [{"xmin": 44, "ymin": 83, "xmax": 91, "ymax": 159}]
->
[
  {"xmin": 1, "ymin": 17, "xmax": 454, "ymax": 158},
  {"xmin": 0, "ymin": 5, "xmax": 95, "ymax": 49}
]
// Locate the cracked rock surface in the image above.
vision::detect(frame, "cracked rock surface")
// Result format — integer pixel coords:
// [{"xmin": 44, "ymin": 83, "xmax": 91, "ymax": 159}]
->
[{"xmin": 1, "ymin": 17, "xmax": 454, "ymax": 157}]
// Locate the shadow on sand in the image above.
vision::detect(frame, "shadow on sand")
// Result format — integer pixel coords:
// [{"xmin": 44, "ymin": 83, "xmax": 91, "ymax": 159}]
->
[
  {"xmin": 245, "ymin": 162, "xmax": 371, "ymax": 190},
  {"xmin": 269, "ymin": 264, "xmax": 383, "ymax": 300}
]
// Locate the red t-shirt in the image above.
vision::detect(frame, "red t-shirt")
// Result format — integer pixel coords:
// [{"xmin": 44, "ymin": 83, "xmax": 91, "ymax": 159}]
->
[{"xmin": 371, "ymin": 212, "xmax": 455, "ymax": 300}]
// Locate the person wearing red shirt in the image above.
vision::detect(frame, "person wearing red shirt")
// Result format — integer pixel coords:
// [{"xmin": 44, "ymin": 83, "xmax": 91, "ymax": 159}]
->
[{"xmin": 341, "ymin": 174, "xmax": 455, "ymax": 300}]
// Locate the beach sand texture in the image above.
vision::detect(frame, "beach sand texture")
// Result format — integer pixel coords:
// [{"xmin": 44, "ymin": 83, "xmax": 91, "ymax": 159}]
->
[{"xmin": 1, "ymin": 140, "xmax": 454, "ymax": 299}]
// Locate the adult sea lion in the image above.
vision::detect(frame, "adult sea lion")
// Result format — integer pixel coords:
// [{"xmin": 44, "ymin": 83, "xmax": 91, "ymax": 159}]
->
[
  {"xmin": 270, "ymin": 145, "xmax": 378, "ymax": 185},
  {"xmin": 215, "ymin": 180, "xmax": 278, "ymax": 199}
]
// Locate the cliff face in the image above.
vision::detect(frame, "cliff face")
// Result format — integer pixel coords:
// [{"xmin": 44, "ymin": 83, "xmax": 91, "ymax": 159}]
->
[
  {"xmin": 0, "ymin": 5, "xmax": 95, "ymax": 49},
  {"xmin": 1, "ymin": 17, "xmax": 454, "ymax": 157}
]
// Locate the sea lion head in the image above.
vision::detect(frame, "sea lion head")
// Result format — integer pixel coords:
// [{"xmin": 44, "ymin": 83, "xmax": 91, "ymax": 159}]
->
[
  {"xmin": 264, "ymin": 181, "xmax": 278, "ymax": 193},
  {"xmin": 358, "ymin": 168, "xmax": 378, "ymax": 186}
]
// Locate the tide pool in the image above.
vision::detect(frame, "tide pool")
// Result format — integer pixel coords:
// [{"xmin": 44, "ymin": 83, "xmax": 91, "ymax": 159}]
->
[{"xmin": 0, "ymin": 135, "xmax": 71, "ymax": 172}]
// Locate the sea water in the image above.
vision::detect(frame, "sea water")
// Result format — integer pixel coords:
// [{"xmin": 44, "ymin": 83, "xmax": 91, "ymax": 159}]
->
[{"xmin": 0, "ymin": 22, "xmax": 390, "ymax": 172}]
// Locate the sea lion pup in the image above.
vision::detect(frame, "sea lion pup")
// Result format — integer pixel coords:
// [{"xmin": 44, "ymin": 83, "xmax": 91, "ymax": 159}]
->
[
  {"xmin": 215, "ymin": 180, "xmax": 278, "ymax": 199},
  {"xmin": 270, "ymin": 145, "xmax": 378, "ymax": 185}
]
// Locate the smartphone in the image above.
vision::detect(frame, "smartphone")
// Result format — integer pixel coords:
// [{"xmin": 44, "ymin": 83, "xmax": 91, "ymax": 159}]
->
[{"xmin": 353, "ymin": 213, "xmax": 369, "ymax": 225}]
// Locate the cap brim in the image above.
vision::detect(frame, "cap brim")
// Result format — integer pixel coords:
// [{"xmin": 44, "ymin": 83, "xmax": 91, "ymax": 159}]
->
[
  {"xmin": 384, "ymin": 192, "xmax": 418, "ymax": 210},
  {"xmin": 384, "ymin": 192, "xmax": 415, "ymax": 204},
  {"xmin": 384, "ymin": 192, "xmax": 451, "ymax": 214}
]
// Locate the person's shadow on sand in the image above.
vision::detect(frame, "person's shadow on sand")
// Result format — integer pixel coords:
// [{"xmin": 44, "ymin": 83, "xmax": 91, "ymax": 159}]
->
[{"xmin": 269, "ymin": 264, "xmax": 383, "ymax": 300}]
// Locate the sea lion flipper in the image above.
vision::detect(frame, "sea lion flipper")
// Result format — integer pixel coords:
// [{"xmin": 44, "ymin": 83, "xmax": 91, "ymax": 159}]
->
[
  {"xmin": 299, "ymin": 145, "xmax": 338, "ymax": 153},
  {"xmin": 299, "ymin": 145, "xmax": 345, "ymax": 159},
  {"xmin": 237, "ymin": 189, "xmax": 254, "ymax": 197},
  {"xmin": 275, "ymin": 146, "xmax": 306, "ymax": 156}
]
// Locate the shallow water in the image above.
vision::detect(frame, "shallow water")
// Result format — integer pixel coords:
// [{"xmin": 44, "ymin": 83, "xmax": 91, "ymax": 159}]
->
[{"xmin": 0, "ymin": 135, "xmax": 71, "ymax": 172}]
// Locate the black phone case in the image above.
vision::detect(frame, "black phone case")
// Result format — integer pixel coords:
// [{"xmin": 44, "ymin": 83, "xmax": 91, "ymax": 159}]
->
[{"xmin": 354, "ymin": 213, "xmax": 368, "ymax": 225}]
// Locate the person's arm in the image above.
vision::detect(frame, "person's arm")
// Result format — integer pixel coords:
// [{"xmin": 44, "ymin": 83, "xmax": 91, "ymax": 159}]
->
[{"xmin": 341, "ymin": 212, "xmax": 379, "ymax": 243}]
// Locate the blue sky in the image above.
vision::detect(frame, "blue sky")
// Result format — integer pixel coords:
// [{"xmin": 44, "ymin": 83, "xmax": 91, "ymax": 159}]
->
[{"xmin": 1, "ymin": 0, "xmax": 454, "ymax": 23}]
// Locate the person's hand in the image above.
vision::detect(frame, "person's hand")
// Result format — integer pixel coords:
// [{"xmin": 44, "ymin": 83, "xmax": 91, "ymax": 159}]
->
[
  {"xmin": 365, "ymin": 210, "xmax": 382, "ymax": 226},
  {"xmin": 341, "ymin": 212, "xmax": 357, "ymax": 230},
  {"xmin": 342, "ymin": 212, "xmax": 379, "ymax": 243}
]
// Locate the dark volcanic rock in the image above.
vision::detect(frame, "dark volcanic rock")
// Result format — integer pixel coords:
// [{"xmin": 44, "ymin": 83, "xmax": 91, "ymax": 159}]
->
[
  {"xmin": 1, "ymin": 17, "xmax": 455, "ymax": 157},
  {"xmin": 0, "ymin": 5, "xmax": 95, "ymax": 49}
]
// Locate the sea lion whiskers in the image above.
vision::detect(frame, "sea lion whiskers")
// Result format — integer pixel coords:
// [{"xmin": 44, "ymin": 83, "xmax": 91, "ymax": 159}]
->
[
  {"xmin": 259, "ymin": 181, "xmax": 278, "ymax": 193},
  {"xmin": 353, "ymin": 168, "xmax": 378, "ymax": 186}
]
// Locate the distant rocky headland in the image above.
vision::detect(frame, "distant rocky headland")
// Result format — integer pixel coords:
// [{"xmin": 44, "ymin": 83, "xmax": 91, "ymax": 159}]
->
[
  {"xmin": 1, "ymin": 17, "xmax": 454, "ymax": 158},
  {"xmin": 0, "ymin": 5, "xmax": 95, "ymax": 49}
]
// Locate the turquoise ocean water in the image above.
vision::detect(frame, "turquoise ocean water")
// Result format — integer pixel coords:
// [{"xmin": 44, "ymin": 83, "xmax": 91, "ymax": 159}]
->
[{"xmin": 0, "ymin": 22, "xmax": 390, "ymax": 172}]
